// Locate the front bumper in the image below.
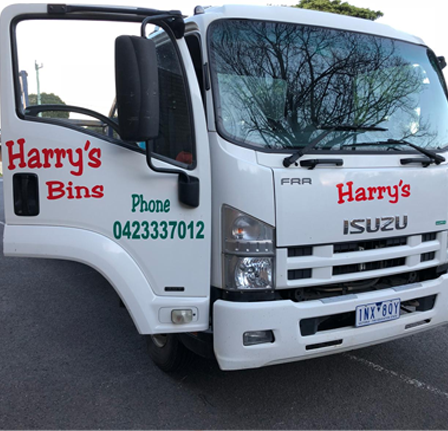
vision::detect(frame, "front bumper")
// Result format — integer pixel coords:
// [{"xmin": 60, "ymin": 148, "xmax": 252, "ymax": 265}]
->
[{"xmin": 213, "ymin": 274, "xmax": 448, "ymax": 370}]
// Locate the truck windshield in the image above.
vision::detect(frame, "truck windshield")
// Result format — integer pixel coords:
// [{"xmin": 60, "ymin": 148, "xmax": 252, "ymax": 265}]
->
[{"xmin": 208, "ymin": 19, "xmax": 448, "ymax": 152}]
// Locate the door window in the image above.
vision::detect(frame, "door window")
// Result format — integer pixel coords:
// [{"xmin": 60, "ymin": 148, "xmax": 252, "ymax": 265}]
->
[{"xmin": 14, "ymin": 18, "xmax": 196, "ymax": 166}]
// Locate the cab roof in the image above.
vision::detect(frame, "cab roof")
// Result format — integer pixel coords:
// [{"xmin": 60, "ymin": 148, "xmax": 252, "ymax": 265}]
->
[{"xmin": 189, "ymin": 4, "xmax": 425, "ymax": 46}]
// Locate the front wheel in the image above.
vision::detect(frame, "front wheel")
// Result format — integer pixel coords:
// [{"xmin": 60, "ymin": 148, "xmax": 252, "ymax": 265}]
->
[{"xmin": 146, "ymin": 333, "xmax": 194, "ymax": 372}]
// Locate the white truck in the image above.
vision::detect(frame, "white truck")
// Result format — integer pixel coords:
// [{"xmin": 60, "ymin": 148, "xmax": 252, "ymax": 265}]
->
[{"xmin": 2, "ymin": 3, "xmax": 448, "ymax": 371}]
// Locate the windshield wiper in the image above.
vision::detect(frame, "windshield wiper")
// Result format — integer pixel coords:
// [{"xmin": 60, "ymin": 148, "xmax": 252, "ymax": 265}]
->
[
  {"xmin": 342, "ymin": 139, "xmax": 446, "ymax": 165},
  {"xmin": 283, "ymin": 124, "xmax": 388, "ymax": 168}
]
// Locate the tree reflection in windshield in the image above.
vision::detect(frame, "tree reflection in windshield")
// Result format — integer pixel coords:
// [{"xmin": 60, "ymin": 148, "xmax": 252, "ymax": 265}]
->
[{"xmin": 209, "ymin": 20, "xmax": 448, "ymax": 151}]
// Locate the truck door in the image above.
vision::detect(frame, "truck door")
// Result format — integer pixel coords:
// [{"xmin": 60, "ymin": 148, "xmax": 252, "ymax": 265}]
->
[{"xmin": 0, "ymin": 4, "xmax": 211, "ymax": 335}]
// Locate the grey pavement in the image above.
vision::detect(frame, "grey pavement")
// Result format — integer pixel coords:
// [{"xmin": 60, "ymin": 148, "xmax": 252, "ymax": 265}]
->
[{"xmin": 1, "ymin": 178, "xmax": 448, "ymax": 429}]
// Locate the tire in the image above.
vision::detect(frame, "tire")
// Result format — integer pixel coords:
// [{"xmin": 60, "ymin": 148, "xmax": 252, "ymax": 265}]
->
[{"xmin": 146, "ymin": 333, "xmax": 194, "ymax": 372}]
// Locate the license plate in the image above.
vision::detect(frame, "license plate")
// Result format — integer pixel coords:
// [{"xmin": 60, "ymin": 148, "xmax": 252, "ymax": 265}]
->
[{"xmin": 356, "ymin": 298, "xmax": 401, "ymax": 327}]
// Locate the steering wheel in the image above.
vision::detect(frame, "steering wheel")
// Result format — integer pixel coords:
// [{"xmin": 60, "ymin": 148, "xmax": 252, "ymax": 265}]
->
[{"xmin": 24, "ymin": 104, "xmax": 120, "ymax": 135}]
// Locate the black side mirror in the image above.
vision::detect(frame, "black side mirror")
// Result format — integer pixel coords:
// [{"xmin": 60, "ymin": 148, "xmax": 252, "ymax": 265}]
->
[
  {"xmin": 438, "ymin": 56, "xmax": 447, "ymax": 70},
  {"xmin": 115, "ymin": 36, "xmax": 159, "ymax": 141}
]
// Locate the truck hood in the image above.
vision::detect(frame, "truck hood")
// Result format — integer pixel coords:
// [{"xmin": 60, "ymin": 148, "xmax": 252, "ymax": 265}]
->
[{"xmin": 272, "ymin": 160, "xmax": 448, "ymax": 247}]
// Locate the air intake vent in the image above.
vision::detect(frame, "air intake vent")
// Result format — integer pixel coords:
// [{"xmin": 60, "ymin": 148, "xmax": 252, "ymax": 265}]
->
[
  {"xmin": 333, "ymin": 257, "xmax": 405, "ymax": 276},
  {"xmin": 422, "ymin": 232, "xmax": 437, "ymax": 242},
  {"xmin": 421, "ymin": 252, "xmax": 436, "ymax": 262},
  {"xmin": 288, "ymin": 268, "xmax": 312, "ymax": 280},
  {"xmin": 288, "ymin": 246, "xmax": 312, "ymax": 257},
  {"xmin": 334, "ymin": 236, "xmax": 407, "ymax": 254}
]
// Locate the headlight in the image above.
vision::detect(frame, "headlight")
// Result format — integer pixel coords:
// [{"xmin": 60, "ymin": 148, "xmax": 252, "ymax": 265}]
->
[
  {"xmin": 222, "ymin": 206, "xmax": 275, "ymax": 290},
  {"xmin": 225, "ymin": 256, "xmax": 274, "ymax": 290}
]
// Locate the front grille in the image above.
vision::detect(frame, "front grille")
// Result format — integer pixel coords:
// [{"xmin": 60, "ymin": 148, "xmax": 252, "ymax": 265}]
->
[{"xmin": 280, "ymin": 231, "xmax": 445, "ymax": 299}]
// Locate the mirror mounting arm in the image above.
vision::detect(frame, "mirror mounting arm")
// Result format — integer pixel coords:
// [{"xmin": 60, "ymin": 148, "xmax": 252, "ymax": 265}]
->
[
  {"xmin": 145, "ymin": 141, "xmax": 200, "ymax": 208},
  {"xmin": 141, "ymin": 14, "xmax": 185, "ymax": 39},
  {"xmin": 145, "ymin": 141, "xmax": 187, "ymax": 179}
]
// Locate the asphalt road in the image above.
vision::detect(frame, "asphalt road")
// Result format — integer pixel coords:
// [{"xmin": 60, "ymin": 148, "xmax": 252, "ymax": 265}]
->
[{"xmin": 1, "ymin": 178, "xmax": 448, "ymax": 430}]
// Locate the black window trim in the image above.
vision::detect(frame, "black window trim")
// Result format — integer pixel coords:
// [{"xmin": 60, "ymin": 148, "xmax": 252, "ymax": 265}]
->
[{"xmin": 185, "ymin": 31, "xmax": 207, "ymax": 108}]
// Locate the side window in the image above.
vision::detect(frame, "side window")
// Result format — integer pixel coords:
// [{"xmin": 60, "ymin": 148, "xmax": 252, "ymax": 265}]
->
[
  {"xmin": 152, "ymin": 36, "xmax": 196, "ymax": 167},
  {"xmin": 15, "ymin": 19, "xmax": 140, "ymax": 140}
]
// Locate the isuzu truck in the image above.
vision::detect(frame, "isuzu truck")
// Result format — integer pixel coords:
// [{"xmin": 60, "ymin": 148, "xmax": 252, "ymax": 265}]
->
[{"xmin": 2, "ymin": 3, "xmax": 448, "ymax": 371}]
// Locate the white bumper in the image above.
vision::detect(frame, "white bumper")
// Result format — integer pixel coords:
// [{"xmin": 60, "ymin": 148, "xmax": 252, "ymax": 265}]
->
[{"xmin": 213, "ymin": 274, "xmax": 448, "ymax": 370}]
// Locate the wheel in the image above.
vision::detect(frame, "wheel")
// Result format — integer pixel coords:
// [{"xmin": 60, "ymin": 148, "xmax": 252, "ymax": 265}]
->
[{"xmin": 146, "ymin": 333, "xmax": 194, "ymax": 372}]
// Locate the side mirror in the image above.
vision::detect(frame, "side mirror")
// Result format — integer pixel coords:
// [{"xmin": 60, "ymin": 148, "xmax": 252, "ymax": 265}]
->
[
  {"xmin": 438, "ymin": 56, "xmax": 447, "ymax": 70},
  {"xmin": 115, "ymin": 36, "xmax": 159, "ymax": 141}
]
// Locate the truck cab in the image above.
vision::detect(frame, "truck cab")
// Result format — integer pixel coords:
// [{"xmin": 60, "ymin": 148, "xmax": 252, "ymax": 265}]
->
[{"xmin": 2, "ymin": 3, "xmax": 448, "ymax": 371}]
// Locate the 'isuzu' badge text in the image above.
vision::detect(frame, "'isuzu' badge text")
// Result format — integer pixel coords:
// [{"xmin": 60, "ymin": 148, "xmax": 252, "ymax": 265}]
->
[{"xmin": 343, "ymin": 216, "xmax": 408, "ymax": 235}]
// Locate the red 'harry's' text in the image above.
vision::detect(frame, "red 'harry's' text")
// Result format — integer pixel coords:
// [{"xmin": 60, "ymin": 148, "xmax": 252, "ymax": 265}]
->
[
  {"xmin": 6, "ymin": 138, "xmax": 104, "ymax": 200},
  {"xmin": 336, "ymin": 180, "xmax": 410, "ymax": 204}
]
